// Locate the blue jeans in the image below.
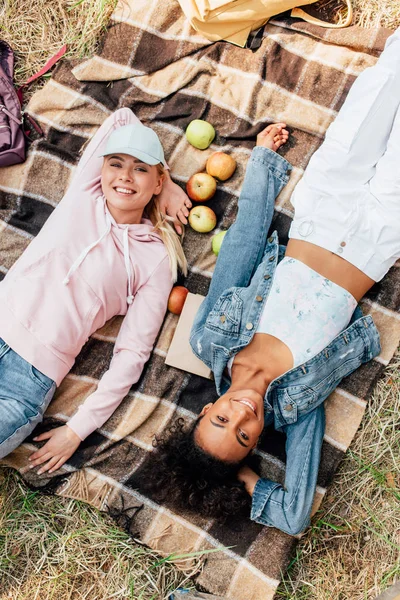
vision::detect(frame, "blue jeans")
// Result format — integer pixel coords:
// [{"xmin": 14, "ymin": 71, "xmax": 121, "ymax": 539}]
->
[{"xmin": 0, "ymin": 338, "xmax": 56, "ymax": 459}]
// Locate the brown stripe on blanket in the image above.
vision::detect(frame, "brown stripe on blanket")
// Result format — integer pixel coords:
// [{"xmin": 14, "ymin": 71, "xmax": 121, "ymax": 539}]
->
[
  {"xmin": 208, "ymin": 518, "xmax": 264, "ymax": 557},
  {"xmin": 340, "ymin": 360, "xmax": 386, "ymax": 399},
  {"xmin": 324, "ymin": 390, "xmax": 366, "ymax": 450},
  {"xmin": 0, "ymin": 1, "xmax": 396, "ymax": 597},
  {"xmin": 100, "ymin": 23, "xmax": 147, "ymax": 69},
  {"xmin": 273, "ymin": 18, "xmax": 389, "ymax": 56},
  {"xmin": 365, "ymin": 266, "xmax": 400, "ymax": 311},
  {"xmin": 360, "ymin": 304, "xmax": 400, "ymax": 364},
  {"xmin": 317, "ymin": 441, "xmax": 345, "ymax": 488},
  {"xmin": 71, "ymin": 339, "xmax": 115, "ymax": 379},
  {"xmin": 246, "ymin": 527, "xmax": 297, "ymax": 580},
  {"xmin": 0, "ymin": 225, "xmax": 31, "ymax": 271},
  {"xmin": 8, "ymin": 195, "xmax": 54, "ymax": 237}
]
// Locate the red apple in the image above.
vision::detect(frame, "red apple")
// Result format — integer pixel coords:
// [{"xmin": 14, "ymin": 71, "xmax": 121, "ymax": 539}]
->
[
  {"xmin": 188, "ymin": 205, "xmax": 217, "ymax": 233},
  {"xmin": 168, "ymin": 286, "xmax": 189, "ymax": 315},
  {"xmin": 206, "ymin": 152, "xmax": 237, "ymax": 181},
  {"xmin": 186, "ymin": 172, "xmax": 217, "ymax": 202}
]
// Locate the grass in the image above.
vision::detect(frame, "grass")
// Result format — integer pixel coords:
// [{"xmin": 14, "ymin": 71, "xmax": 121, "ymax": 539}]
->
[
  {"xmin": 3, "ymin": 352, "xmax": 397, "ymax": 600},
  {"xmin": 353, "ymin": 0, "xmax": 400, "ymax": 29},
  {"xmin": 0, "ymin": 1, "xmax": 399, "ymax": 599},
  {"xmin": 0, "ymin": 0, "xmax": 118, "ymax": 87},
  {"xmin": 276, "ymin": 354, "xmax": 400, "ymax": 600},
  {"xmin": 0, "ymin": 468, "xmax": 201, "ymax": 599}
]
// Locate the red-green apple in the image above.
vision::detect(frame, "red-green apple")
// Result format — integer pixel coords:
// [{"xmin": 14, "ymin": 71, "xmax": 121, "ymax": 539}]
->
[
  {"xmin": 206, "ymin": 152, "xmax": 237, "ymax": 181},
  {"xmin": 188, "ymin": 206, "xmax": 217, "ymax": 233},
  {"xmin": 212, "ymin": 230, "xmax": 227, "ymax": 256},
  {"xmin": 168, "ymin": 286, "xmax": 189, "ymax": 315},
  {"xmin": 186, "ymin": 119, "xmax": 216, "ymax": 150},
  {"xmin": 186, "ymin": 172, "xmax": 217, "ymax": 202}
]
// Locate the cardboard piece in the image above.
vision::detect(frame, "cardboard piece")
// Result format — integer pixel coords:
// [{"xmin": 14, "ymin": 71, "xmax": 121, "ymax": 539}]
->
[{"xmin": 165, "ymin": 293, "xmax": 213, "ymax": 379}]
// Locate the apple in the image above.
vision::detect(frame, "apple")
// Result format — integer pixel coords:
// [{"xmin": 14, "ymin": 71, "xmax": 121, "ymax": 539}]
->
[
  {"xmin": 168, "ymin": 286, "xmax": 189, "ymax": 315},
  {"xmin": 186, "ymin": 119, "xmax": 216, "ymax": 150},
  {"xmin": 188, "ymin": 205, "xmax": 217, "ymax": 233},
  {"xmin": 186, "ymin": 172, "xmax": 217, "ymax": 202},
  {"xmin": 211, "ymin": 230, "xmax": 227, "ymax": 256},
  {"xmin": 206, "ymin": 152, "xmax": 237, "ymax": 181}
]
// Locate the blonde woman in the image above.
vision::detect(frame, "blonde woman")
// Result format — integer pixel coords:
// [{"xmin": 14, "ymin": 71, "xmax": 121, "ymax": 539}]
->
[{"xmin": 0, "ymin": 108, "xmax": 189, "ymax": 473}]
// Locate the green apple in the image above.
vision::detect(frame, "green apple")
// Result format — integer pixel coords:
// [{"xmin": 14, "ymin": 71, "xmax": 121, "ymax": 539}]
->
[
  {"xmin": 188, "ymin": 205, "xmax": 217, "ymax": 233},
  {"xmin": 186, "ymin": 119, "xmax": 216, "ymax": 150},
  {"xmin": 211, "ymin": 230, "xmax": 227, "ymax": 256}
]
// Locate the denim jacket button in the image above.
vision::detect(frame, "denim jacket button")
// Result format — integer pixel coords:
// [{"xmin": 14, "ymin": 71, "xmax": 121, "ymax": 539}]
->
[
  {"xmin": 246, "ymin": 322, "xmax": 254, "ymax": 330},
  {"xmin": 268, "ymin": 236, "xmax": 274, "ymax": 243},
  {"xmin": 220, "ymin": 315, "xmax": 226, "ymax": 323},
  {"xmin": 264, "ymin": 274, "xmax": 271, "ymax": 280},
  {"xmin": 256, "ymin": 295, "xmax": 263, "ymax": 302},
  {"xmin": 269, "ymin": 256, "xmax": 275, "ymax": 262},
  {"xmin": 284, "ymin": 404, "xmax": 293, "ymax": 412}
]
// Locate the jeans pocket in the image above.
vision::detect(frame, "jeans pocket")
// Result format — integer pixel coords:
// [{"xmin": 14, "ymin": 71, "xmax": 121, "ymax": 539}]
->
[{"xmin": 28, "ymin": 364, "xmax": 54, "ymax": 392}]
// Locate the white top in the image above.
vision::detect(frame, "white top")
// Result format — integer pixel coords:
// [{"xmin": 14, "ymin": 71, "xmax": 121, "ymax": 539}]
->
[{"xmin": 228, "ymin": 257, "xmax": 356, "ymax": 373}]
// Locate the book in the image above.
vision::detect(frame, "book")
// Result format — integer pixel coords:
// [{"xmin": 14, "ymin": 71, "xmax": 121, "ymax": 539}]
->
[{"xmin": 165, "ymin": 293, "xmax": 213, "ymax": 380}]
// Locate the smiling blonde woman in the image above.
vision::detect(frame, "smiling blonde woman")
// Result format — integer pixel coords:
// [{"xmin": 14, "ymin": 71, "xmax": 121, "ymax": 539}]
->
[{"xmin": 0, "ymin": 108, "xmax": 190, "ymax": 473}]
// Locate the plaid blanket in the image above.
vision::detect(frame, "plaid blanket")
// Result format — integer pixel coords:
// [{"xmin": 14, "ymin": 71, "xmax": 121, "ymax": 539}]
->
[{"xmin": 0, "ymin": 2, "xmax": 398, "ymax": 598}]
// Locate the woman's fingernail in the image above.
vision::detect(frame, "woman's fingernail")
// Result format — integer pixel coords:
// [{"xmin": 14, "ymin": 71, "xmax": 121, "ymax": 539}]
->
[{"xmin": 37, "ymin": 470, "xmax": 42, "ymax": 475}]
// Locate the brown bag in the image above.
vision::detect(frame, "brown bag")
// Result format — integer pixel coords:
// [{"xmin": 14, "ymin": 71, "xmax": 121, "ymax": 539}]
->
[{"xmin": 177, "ymin": 0, "xmax": 353, "ymax": 46}]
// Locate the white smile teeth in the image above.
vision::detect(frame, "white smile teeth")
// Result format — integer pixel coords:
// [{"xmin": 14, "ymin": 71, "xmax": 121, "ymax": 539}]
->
[
  {"xmin": 239, "ymin": 399, "xmax": 256, "ymax": 414},
  {"xmin": 115, "ymin": 187, "xmax": 134, "ymax": 194}
]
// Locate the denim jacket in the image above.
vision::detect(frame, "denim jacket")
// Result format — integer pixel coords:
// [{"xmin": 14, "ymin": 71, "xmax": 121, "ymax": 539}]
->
[{"xmin": 189, "ymin": 146, "xmax": 381, "ymax": 535}]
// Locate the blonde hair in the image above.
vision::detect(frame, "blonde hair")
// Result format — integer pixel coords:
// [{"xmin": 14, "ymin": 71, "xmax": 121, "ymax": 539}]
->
[{"xmin": 146, "ymin": 164, "xmax": 187, "ymax": 282}]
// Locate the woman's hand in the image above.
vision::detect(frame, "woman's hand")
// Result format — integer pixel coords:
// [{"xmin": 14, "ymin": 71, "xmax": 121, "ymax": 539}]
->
[
  {"xmin": 238, "ymin": 465, "xmax": 260, "ymax": 496},
  {"xmin": 28, "ymin": 425, "xmax": 81, "ymax": 475},
  {"xmin": 157, "ymin": 171, "xmax": 192, "ymax": 235},
  {"xmin": 256, "ymin": 123, "xmax": 289, "ymax": 152}
]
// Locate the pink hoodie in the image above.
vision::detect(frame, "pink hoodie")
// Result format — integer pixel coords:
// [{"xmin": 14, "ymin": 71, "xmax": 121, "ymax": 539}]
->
[{"xmin": 0, "ymin": 108, "xmax": 173, "ymax": 440}]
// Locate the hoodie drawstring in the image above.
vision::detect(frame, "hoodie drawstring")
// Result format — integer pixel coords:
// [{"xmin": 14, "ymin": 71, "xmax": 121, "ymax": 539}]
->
[
  {"xmin": 123, "ymin": 227, "xmax": 134, "ymax": 305},
  {"xmin": 63, "ymin": 216, "xmax": 112, "ymax": 285},
  {"xmin": 63, "ymin": 214, "xmax": 134, "ymax": 306}
]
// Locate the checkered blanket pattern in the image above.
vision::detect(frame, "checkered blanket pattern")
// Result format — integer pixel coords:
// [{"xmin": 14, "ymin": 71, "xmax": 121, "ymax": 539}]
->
[{"xmin": 0, "ymin": 3, "xmax": 397, "ymax": 598}]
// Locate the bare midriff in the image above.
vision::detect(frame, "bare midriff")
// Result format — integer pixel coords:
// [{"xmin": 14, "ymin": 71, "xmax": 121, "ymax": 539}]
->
[{"xmin": 285, "ymin": 239, "xmax": 375, "ymax": 302}]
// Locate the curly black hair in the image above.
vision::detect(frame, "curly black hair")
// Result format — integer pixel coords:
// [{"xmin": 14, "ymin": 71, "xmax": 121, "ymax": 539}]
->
[{"xmin": 137, "ymin": 417, "xmax": 259, "ymax": 522}]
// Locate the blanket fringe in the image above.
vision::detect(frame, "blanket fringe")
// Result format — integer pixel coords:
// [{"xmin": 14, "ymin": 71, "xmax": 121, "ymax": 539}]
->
[{"xmin": 58, "ymin": 469, "xmax": 111, "ymax": 510}]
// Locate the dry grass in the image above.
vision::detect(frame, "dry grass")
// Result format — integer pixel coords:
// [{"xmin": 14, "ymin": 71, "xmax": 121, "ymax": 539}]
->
[
  {"xmin": 0, "ymin": 0, "xmax": 117, "ymax": 87},
  {"xmin": 277, "ymin": 354, "xmax": 400, "ymax": 600},
  {"xmin": 0, "ymin": 468, "xmax": 202, "ymax": 599},
  {"xmin": 353, "ymin": 0, "xmax": 400, "ymax": 29}
]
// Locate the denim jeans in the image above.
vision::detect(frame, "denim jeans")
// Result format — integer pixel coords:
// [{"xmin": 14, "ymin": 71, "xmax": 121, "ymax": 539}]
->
[{"xmin": 0, "ymin": 338, "xmax": 56, "ymax": 459}]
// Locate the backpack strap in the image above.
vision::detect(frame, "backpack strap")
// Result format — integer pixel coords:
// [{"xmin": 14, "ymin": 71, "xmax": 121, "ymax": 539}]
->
[
  {"xmin": 17, "ymin": 44, "xmax": 67, "ymax": 104},
  {"xmin": 0, "ymin": 40, "xmax": 15, "ymax": 81},
  {"xmin": 291, "ymin": 0, "xmax": 353, "ymax": 28}
]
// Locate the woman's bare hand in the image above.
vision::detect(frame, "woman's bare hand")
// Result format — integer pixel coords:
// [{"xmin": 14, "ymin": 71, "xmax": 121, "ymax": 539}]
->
[
  {"xmin": 238, "ymin": 465, "xmax": 260, "ymax": 496},
  {"xmin": 157, "ymin": 171, "xmax": 192, "ymax": 235},
  {"xmin": 28, "ymin": 425, "xmax": 81, "ymax": 475},
  {"xmin": 256, "ymin": 123, "xmax": 289, "ymax": 152}
]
